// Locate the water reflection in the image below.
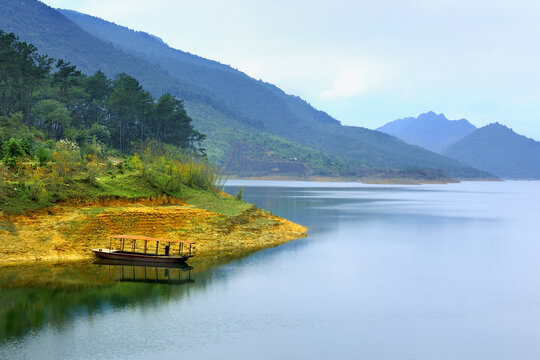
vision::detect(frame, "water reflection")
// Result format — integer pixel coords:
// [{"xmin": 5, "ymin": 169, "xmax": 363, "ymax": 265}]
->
[
  {"xmin": 0, "ymin": 245, "xmax": 286, "ymax": 345},
  {"xmin": 93, "ymin": 259, "xmax": 194, "ymax": 285},
  {"xmin": 0, "ymin": 261, "xmax": 196, "ymax": 342}
]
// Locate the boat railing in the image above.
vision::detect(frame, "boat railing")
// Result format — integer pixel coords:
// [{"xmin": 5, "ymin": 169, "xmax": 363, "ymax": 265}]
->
[{"xmin": 109, "ymin": 235, "xmax": 196, "ymax": 257}]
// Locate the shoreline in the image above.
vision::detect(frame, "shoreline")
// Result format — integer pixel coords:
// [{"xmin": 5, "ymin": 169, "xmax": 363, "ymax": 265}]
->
[
  {"xmin": 0, "ymin": 197, "xmax": 307, "ymax": 267},
  {"xmin": 227, "ymin": 175, "xmax": 500, "ymax": 184}
]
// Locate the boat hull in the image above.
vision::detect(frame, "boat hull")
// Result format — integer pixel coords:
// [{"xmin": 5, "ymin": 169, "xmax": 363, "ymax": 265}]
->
[{"xmin": 92, "ymin": 249, "xmax": 192, "ymax": 264}]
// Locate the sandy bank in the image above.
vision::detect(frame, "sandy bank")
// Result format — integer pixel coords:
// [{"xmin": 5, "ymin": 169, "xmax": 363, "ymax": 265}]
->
[{"xmin": 0, "ymin": 197, "xmax": 307, "ymax": 266}]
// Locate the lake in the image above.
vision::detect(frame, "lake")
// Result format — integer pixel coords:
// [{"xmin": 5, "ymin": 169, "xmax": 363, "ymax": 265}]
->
[{"xmin": 1, "ymin": 180, "xmax": 540, "ymax": 359}]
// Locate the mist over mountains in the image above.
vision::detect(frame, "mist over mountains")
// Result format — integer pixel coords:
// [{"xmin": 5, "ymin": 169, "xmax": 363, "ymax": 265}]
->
[{"xmin": 0, "ymin": 0, "xmax": 494, "ymax": 180}]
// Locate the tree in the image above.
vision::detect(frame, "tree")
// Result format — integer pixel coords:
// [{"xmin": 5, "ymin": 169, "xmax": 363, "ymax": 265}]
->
[
  {"xmin": 52, "ymin": 59, "xmax": 82, "ymax": 105},
  {"xmin": 15, "ymin": 40, "xmax": 53, "ymax": 123},
  {"xmin": 33, "ymin": 100, "xmax": 71, "ymax": 139},
  {"xmin": 107, "ymin": 74, "xmax": 150, "ymax": 151},
  {"xmin": 0, "ymin": 31, "xmax": 18, "ymax": 115},
  {"xmin": 154, "ymin": 93, "xmax": 198, "ymax": 149}
]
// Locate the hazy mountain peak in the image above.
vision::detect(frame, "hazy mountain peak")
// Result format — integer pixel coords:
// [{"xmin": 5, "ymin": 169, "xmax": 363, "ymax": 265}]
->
[
  {"xmin": 443, "ymin": 123, "xmax": 540, "ymax": 179},
  {"xmin": 377, "ymin": 111, "xmax": 477, "ymax": 152},
  {"xmin": 417, "ymin": 111, "xmax": 446, "ymax": 120}
]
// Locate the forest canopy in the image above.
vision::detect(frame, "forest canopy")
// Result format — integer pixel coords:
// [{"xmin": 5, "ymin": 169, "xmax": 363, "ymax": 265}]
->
[
  {"xmin": 0, "ymin": 31, "xmax": 220, "ymax": 214},
  {"xmin": 0, "ymin": 30, "xmax": 205, "ymax": 154}
]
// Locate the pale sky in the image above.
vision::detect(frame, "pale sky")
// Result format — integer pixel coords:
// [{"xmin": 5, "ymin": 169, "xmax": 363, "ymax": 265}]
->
[{"xmin": 42, "ymin": 0, "xmax": 540, "ymax": 139}]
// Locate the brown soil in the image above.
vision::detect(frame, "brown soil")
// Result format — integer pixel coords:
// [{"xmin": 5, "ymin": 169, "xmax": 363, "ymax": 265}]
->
[{"xmin": 0, "ymin": 197, "xmax": 307, "ymax": 266}]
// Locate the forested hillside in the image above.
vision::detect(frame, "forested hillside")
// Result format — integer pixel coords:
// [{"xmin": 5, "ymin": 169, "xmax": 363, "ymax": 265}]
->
[
  {"xmin": 0, "ymin": 31, "xmax": 202, "ymax": 151},
  {"xmin": 0, "ymin": 30, "xmax": 224, "ymax": 213},
  {"xmin": 0, "ymin": 0, "xmax": 494, "ymax": 180},
  {"xmin": 443, "ymin": 123, "xmax": 540, "ymax": 179},
  {"xmin": 377, "ymin": 112, "xmax": 477, "ymax": 152},
  {"xmin": 60, "ymin": 9, "xmax": 493, "ymax": 179}
]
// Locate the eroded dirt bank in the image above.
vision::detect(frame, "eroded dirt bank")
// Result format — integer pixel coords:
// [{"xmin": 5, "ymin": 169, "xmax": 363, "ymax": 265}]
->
[{"xmin": 0, "ymin": 197, "xmax": 307, "ymax": 266}]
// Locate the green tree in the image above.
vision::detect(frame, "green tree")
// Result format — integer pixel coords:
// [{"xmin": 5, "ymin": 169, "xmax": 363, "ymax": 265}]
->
[
  {"xmin": 154, "ymin": 93, "xmax": 199, "ymax": 149},
  {"xmin": 33, "ymin": 100, "xmax": 71, "ymax": 139},
  {"xmin": 14, "ymin": 40, "xmax": 53, "ymax": 123},
  {"xmin": 0, "ymin": 31, "xmax": 18, "ymax": 115},
  {"xmin": 107, "ymin": 74, "xmax": 152, "ymax": 151},
  {"xmin": 52, "ymin": 59, "xmax": 82, "ymax": 105}
]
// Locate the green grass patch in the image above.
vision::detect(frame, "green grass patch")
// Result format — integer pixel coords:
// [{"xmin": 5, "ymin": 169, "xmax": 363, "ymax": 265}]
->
[
  {"xmin": 81, "ymin": 207, "xmax": 106, "ymax": 216},
  {"xmin": 1, "ymin": 162, "xmax": 249, "ymax": 217},
  {"xmin": 169, "ymin": 186, "xmax": 252, "ymax": 217}
]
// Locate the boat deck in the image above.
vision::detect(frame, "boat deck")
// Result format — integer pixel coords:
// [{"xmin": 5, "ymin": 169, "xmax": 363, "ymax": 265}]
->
[{"xmin": 91, "ymin": 235, "xmax": 196, "ymax": 264}]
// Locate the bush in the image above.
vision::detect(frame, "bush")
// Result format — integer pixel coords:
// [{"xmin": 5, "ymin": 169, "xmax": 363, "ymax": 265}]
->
[
  {"xmin": 88, "ymin": 123, "xmax": 111, "ymax": 145},
  {"xmin": 235, "ymin": 186, "xmax": 244, "ymax": 200},
  {"xmin": 0, "ymin": 163, "xmax": 8, "ymax": 195},
  {"xmin": 65, "ymin": 127, "xmax": 90, "ymax": 146},
  {"xmin": 27, "ymin": 181, "xmax": 47, "ymax": 202},
  {"xmin": 2, "ymin": 138, "xmax": 24, "ymax": 168},
  {"xmin": 85, "ymin": 154, "xmax": 102, "ymax": 185},
  {"xmin": 52, "ymin": 139, "xmax": 81, "ymax": 178},
  {"xmin": 138, "ymin": 143, "xmax": 220, "ymax": 193},
  {"xmin": 20, "ymin": 135, "xmax": 36, "ymax": 156},
  {"xmin": 35, "ymin": 146, "xmax": 52, "ymax": 166}
]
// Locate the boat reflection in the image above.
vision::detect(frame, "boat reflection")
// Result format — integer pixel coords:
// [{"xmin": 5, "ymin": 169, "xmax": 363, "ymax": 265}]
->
[{"xmin": 93, "ymin": 259, "xmax": 194, "ymax": 285}]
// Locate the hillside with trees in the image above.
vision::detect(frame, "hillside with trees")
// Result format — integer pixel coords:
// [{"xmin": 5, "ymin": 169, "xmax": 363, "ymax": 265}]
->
[
  {"xmin": 0, "ymin": 30, "xmax": 222, "ymax": 213},
  {"xmin": 0, "ymin": 0, "xmax": 494, "ymax": 180}
]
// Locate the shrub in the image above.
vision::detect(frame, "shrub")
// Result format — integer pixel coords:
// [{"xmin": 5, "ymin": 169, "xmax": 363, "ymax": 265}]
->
[
  {"xmin": 2, "ymin": 138, "xmax": 24, "ymax": 168},
  {"xmin": 65, "ymin": 127, "xmax": 89, "ymax": 146},
  {"xmin": 0, "ymin": 162, "xmax": 8, "ymax": 195},
  {"xmin": 28, "ymin": 181, "xmax": 47, "ymax": 202},
  {"xmin": 88, "ymin": 123, "xmax": 111, "ymax": 145},
  {"xmin": 52, "ymin": 139, "xmax": 81, "ymax": 178},
  {"xmin": 85, "ymin": 154, "xmax": 102, "ymax": 185},
  {"xmin": 235, "ymin": 186, "xmax": 244, "ymax": 201},
  {"xmin": 35, "ymin": 146, "xmax": 52, "ymax": 166},
  {"xmin": 138, "ymin": 143, "xmax": 220, "ymax": 193},
  {"xmin": 20, "ymin": 135, "xmax": 36, "ymax": 156}
]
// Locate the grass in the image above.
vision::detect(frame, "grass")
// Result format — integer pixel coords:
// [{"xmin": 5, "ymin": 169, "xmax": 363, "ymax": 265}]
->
[
  {"xmin": 0, "ymin": 167, "xmax": 251, "ymax": 217},
  {"xmin": 169, "ymin": 186, "xmax": 252, "ymax": 217}
]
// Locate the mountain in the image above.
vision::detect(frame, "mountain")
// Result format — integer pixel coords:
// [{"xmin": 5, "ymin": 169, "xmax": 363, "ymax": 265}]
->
[
  {"xmin": 377, "ymin": 111, "xmax": 477, "ymax": 153},
  {"xmin": 0, "ymin": 0, "xmax": 493, "ymax": 180},
  {"xmin": 442, "ymin": 123, "xmax": 540, "ymax": 179}
]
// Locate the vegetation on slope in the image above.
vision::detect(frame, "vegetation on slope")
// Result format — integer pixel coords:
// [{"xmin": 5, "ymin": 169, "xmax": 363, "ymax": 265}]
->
[
  {"xmin": 0, "ymin": 0, "xmax": 493, "ymax": 179},
  {"xmin": 62, "ymin": 8, "xmax": 494, "ymax": 180},
  {"xmin": 0, "ymin": 31, "xmax": 230, "ymax": 214}
]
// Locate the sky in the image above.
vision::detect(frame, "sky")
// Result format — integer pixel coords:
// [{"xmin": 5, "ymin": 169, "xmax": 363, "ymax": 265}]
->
[{"xmin": 41, "ymin": 0, "xmax": 540, "ymax": 139}]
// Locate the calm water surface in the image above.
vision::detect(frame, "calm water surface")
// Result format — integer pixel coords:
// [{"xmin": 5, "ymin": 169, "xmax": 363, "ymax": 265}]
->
[{"xmin": 1, "ymin": 180, "xmax": 540, "ymax": 359}]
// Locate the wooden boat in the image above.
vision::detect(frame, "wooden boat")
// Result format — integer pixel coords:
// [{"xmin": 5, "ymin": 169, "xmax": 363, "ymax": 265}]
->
[{"xmin": 92, "ymin": 235, "xmax": 195, "ymax": 264}]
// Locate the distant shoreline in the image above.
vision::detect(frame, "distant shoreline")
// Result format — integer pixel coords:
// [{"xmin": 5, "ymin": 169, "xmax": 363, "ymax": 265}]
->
[{"xmin": 226, "ymin": 175, "xmax": 500, "ymax": 185}]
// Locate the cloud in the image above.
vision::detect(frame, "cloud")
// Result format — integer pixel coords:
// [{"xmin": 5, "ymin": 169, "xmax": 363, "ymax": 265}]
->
[{"xmin": 319, "ymin": 61, "xmax": 393, "ymax": 100}]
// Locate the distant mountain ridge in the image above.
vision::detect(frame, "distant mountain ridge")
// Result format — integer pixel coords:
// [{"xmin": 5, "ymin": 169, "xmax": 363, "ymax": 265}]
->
[
  {"xmin": 442, "ymin": 123, "xmax": 540, "ymax": 179},
  {"xmin": 0, "ymin": 0, "xmax": 494, "ymax": 180},
  {"xmin": 377, "ymin": 111, "xmax": 477, "ymax": 152}
]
